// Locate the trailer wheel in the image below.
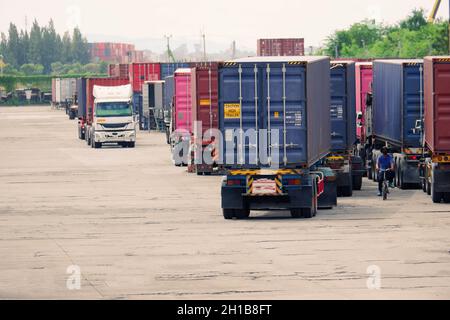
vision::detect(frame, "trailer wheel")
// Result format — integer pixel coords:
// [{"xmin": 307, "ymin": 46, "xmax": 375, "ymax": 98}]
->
[
  {"xmin": 443, "ymin": 193, "xmax": 450, "ymax": 203},
  {"xmin": 352, "ymin": 175, "xmax": 363, "ymax": 191},
  {"xmin": 291, "ymin": 209, "xmax": 302, "ymax": 218},
  {"xmin": 339, "ymin": 184, "xmax": 353, "ymax": 197},
  {"xmin": 302, "ymin": 208, "xmax": 314, "ymax": 219},
  {"xmin": 223, "ymin": 209, "xmax": 235, "ymax": 220},
  {"xmin": 234, "ymin": 209, "xmax": 250, "ymax": 220},
  {"xmin": 431, "ymin": 183, "xmax": 443, "ymax": 203}
]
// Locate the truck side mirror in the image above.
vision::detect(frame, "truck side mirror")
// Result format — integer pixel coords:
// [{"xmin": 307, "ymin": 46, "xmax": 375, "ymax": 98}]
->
[{"xmin": 413, "ymin": 119, "xmax": 422, "ymax": 134}]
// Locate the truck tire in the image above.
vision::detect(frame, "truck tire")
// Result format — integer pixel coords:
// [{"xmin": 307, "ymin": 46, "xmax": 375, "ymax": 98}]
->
[
  {"xmin": 128, "ymin": 142, "xmax": 136, "ymax": 148},
  {"xmin": 431, "ymin": 183, "xmax": 443, "ymax": 203},
  {"xmin": 398, "ymin": 168, "xmax": 405, "ymax": 189},
  {"xmin": 234, "ymin": 209, "xmax": 250, "ymax": 220},
  {"xmin": 352, "ymin": 175, "xmax": 363, "ymax": 191},
  {"xmin": 302, "ymin": 207, "xmax": 314, "ymax": 219},
  {"xmin": 339, "ymin": 183, "xmax": 353, "ymax": 197},
  {"xmin": 94, "ymin": 142, "xmax": 102, "ymax": 149},
  {"xmin": 223, "ymin": 209, "xmax": 235, "ymax": 220},
  {"xmin": 443, "ymin": 193, "xmax": 450, "ymax": 203},
  {"xmin": 291, "ymin": 209, "xmax": 302, "ymax": 218}
]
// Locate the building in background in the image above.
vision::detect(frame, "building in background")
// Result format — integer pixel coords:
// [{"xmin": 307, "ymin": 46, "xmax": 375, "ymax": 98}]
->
[
  {"xmin": 257, "ymin": 38, "xmax": 305, "ymax": 56},
  {"xmin": 89, "ymin": 42, "xmax": 145, "ymax": 63}
]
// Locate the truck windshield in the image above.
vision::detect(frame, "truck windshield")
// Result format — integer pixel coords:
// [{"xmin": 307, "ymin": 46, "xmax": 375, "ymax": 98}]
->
[{"xmin": 96, "ymin": 102, "xmax": 132, "ymax": 117}]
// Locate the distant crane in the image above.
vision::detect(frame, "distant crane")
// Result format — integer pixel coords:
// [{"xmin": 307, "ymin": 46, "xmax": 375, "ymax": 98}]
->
[
  {"xmin": 428, "ymin": 0, "xmax": 450, "ymax": 54},
  {"xmin": 164, "ymin": 35, "xmax": 176, "ymax": 63},
  {"xmin": 428, "ymin": 0, "xmax": 442, "ymax": 22}
]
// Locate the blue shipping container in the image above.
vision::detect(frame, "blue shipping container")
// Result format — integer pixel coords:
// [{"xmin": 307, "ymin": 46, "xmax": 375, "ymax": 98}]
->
[
  {"xmin": 161, "ymin": 63, "xmax": 190, "ymax": 81},
  {"xmin": 330, "ymin": 61, "xmax": 356, "ymax": 151},
  {"xmin": 77, "ymin": 78, "xmax": 87, "ymax": 118},
  {"xmin": 373, "ymin": 60, "xmax": 424, "ymax": 148},
  {"xmin": 219, "ymin": 56, "xmax": 331, "ymax": 168}
]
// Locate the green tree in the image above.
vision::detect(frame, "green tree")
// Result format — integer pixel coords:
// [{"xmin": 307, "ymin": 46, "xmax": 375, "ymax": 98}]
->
[
  {"xmin": 28, "ymin": 20, "xmax": 42, "ymax": 65},
  {"xmin": 20, "ymin": 63, "xmax": 44, "ymax": 75},
  {"xmin": 41, "ymin": 20, "xmax": 59, "ymax": 73},
  {"xmin": 324, "ymin": 9, "xmax": 448, "ymax": 58},
  {"xmin": 5, "ymin": 23, "xmax": 21, "ymax": 67},
  {"xmin": 71, "ymin": 27, "xmax": 89, "ymax": 64},
  {"xmin": 61, "ymin": 32, "xmax": 72, "ymax": 63}
]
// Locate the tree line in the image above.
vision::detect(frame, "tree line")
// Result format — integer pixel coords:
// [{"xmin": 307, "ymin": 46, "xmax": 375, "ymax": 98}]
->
[
  {"xmin": 0, "ymin": 20, "xmax": 91, "ymax": 75},
  {"xmin": 323, "ymin": 9, "xmax": 449, "ymax": 58}
]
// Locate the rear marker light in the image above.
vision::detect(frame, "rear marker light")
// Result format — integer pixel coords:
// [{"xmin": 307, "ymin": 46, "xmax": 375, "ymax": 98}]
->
[
  {"xmin": 227, "ymin": 179, "xmax": 243, "ymax": 186},
  {"xmin": 286, "ymin": 179, "xmax": 301, "ymax": 186}
]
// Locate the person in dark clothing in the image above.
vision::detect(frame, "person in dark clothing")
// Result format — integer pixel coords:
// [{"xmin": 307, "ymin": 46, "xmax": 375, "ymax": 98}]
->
[{"xmin": 376, "ymin": 147, "xmax": 395, "ymax": 196}]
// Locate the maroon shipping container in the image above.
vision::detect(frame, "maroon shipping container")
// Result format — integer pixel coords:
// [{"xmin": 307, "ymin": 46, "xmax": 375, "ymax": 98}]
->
[
  {"xmin": 257, "ymin": 38, "xmax": 305, "ymax": 56},
  {"xmin": 424, "ymin": 56, "xmax": 450, "ymax": 154},
  {"xmin": 129, "ymin": 63, "xmax": 161, "ymax": 92},
  {"xmin": 85, "ymin": 78, "xmax": 130, "ymax": 125},
  {"xmin": 191, "ymin": 63, "xmax": 219, "ymax": 140},
  {"xmin": 108, "ymin": 64, "xmax": 130, "ymax": 78}
]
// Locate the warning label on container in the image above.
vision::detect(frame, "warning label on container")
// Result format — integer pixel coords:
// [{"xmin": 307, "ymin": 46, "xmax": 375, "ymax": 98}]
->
[
  {"xmin": 285, "ymin": 111, "xmax": 303, "ymax": 127},
  {"xmin": 330, "ymin": 104, "xmax": 344, "ymax": 120},
  {"xmin": 224, "ymin": 103, "xmax": 241, "ymax": 119},
  {"xmin": 200, "ymin": 99, "xmax": 211, "ymax": 106}
]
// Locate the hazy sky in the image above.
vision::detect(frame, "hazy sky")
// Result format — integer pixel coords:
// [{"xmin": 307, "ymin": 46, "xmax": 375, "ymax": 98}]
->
[{"xmin": 0, "ymin": 0, "xmax": 448, "ymax": 52}]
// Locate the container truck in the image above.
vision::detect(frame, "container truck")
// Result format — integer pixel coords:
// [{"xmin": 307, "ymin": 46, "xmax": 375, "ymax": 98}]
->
[
  {"xmin": 355, "ymin": 62, "xmax": 373, "ymax": 171},
  {"xmin": 86, "ymin": 84, "xmax": 136, "ymax": 149},
  {"xmin": 419, "ymin": 56, "xmax": 450, "ymax": 203},
  {"xmin": 323, "ymin": 61, "xmax": 363, "ymax": 197},
  {"xmin": 77, "ymin": 78, "xmax": 132, "ymax": 146},
  {"xmin": 51, "ymin": 78, "xmax": 77, "ymax": 111},
  {"xmin": 366, "ymin": 60, "xmax": 424, "ymax": 189},
  {"xmin": 170, "ymin": 64, "xmax": 220, "ymax": 174},
  {"xmin": 219, "ymin": 57, "xmax": 331, "ymax": 219}
]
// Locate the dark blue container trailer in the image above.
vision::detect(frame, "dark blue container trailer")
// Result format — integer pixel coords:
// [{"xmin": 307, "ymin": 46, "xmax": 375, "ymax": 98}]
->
[
  {"xmin": 76, "ymin": 78, "xmax": 87, "ymax": 140},
  {"xmin": 164, "ymin": 75, "xmax": 175, "ymax": 144},
  {"xmin": 323, "ymin": 61, "xmax": 363, "ymax": 197},
  {"xmin": 219, "ymin": 56, "xmax": 332, "ymax": 219},
  {"xmin": 367, "ymin": 60, "xmax": 424, "ymax": 189}
]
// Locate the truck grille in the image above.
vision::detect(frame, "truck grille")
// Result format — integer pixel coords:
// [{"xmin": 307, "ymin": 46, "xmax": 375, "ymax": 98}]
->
[{"xmin": 102, "ymin": 123, "xmax": 129, "ymax": 129}]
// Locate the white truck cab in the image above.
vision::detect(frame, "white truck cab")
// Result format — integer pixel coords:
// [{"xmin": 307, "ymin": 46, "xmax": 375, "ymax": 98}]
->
[{"xmin": 89, "ymin": 84, "xmax": 137, "ymax": 149}]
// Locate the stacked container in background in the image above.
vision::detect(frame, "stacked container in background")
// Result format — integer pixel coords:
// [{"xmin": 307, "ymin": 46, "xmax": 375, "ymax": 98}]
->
[
  {"xmin": 129, "ymin": 63, "xmax": 161, "ymax": 118},
  {"xmin": 108, "ymin": 64, "xmax": 130, "ymax": 78},
  {"xmin": 161, "ymin": 63, "xmax": 190, "ymax": 80},
  {"xmin": 257, "ymin": 38, "xmax": 305, "ymax": 56}
]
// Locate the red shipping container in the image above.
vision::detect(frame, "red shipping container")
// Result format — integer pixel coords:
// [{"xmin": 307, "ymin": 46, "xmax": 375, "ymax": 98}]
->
[
  {"xmin": 129, "ymin": 63, "xmax": 161, "ymax": 92},
  {"xmin": 257, "ymin": 38, "xmax": 304, "ymax": 56},
  {"xmin": 85, "ymin": 78, "xmax": 130, "ymax": 125},
  {"xmin": 424, "ymin": 56, "xmax": 450, "ymax": 154},
  {"xmin": 191, "ymin": 63, "xmax": 219, "ymax": 141}
]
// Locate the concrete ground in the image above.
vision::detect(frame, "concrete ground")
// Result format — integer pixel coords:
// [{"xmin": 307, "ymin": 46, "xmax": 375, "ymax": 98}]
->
[{"xmin": 0, "ymin": 106, "xmax": 449, "ymax": 300}]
